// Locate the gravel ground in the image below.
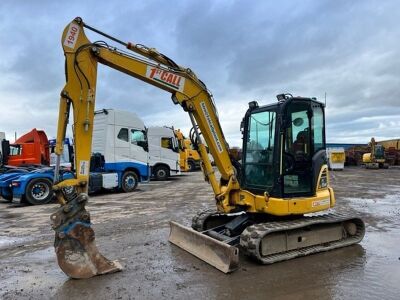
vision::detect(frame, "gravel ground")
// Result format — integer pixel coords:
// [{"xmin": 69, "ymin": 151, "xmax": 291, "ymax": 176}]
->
[{"xmin": 0, "ymin": 167, "xmax": 399, "ymax": 299}]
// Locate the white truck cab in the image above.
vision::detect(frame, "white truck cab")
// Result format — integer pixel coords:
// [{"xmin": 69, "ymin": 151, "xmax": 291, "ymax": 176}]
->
[
  {"xmin": 93, "ymin": 109, "xmax": 180, "ymax": 184},
  {"xmin": 93, "ymin": 109, "xmax": 149, "ymax": 167},
  {"xmin": 147, "ymin": 126, "xmax": 181, "ymax": 180},
  {"xmin": 91, "ymin": 109, "xmax": 150, "ymax": 192}
]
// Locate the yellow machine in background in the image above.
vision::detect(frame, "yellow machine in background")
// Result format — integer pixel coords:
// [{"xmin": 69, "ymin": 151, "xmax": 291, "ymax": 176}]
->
[
  {"xmin": 362, "ymin": 137, "xmax": 389, "ymax": 169},
  {"xmin": 51, "ymin": 17, "xmax": 365, "ymax": 278},
  {"xmin": 174, "ymin": 129, "xmax": 201, "ymax": 172},
  {"xmin": 327, "ymin": 148, "xmax": 345, "ymax": 170},
  {"xmin": 377, "ymin": 139, "xmax": 400, "ymax": 150}
]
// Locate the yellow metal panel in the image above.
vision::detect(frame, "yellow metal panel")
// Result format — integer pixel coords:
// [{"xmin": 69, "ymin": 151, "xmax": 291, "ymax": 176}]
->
[
  {"xmin": 232, "ymin": 169, "xmax": 334, "ymax": 216},
  {"xmin": 331, "ymin": 152, "xmax": 345, "ymax": 163},
  {"xmin": 363, "ymin": 153, "xmax": 372, "ymax": 163}
]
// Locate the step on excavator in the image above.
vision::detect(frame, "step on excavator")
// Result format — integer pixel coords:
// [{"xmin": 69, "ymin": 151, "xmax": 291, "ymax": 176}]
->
[{"xmin": 52, "ymin": 17, "xmax": 365, "ymax": 278}]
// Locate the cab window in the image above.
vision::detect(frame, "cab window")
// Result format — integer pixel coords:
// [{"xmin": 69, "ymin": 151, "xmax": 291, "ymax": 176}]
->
[
  {"xmin": 162, "ymin": 137, "xmax": 179, "ymax": 152},
  {"xmin": 9, "ymin": 145, "xmax": 22, "ymax": 156},
  {"xmin": 117, "ymin": 128, "xmax": 129, "ymax": 142},
  {"xmin": 313, "ymin": 106, "xmax": 325, "ymax": 152},
  {"xmin": 161, "ymin": 137, "xmax": 172, "ymax": 149},
  {"xmin": 285, "ymin": 109, "xmax": 310, "ymax": 160},
  {"xmin": 244, "ymin": 110, "xmax": 276, "ymax": 190},
  {"xmin": 131, "ymin": 130, "xmax": 145, "ymax": 144}
]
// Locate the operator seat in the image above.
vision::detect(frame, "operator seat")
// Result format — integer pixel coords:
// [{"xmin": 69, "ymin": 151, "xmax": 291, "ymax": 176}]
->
[{"xmin": 292, "ymin": 130, "xmax": 309, "ymax": 161}]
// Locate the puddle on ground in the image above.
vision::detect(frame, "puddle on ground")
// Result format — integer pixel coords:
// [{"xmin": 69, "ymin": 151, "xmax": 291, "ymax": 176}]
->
[
  {"xmin": 0, "ymin": 236, "xmax": 33, "ymax": 250},
  {"xmin": 345, "ymin": 193, "xmax": 400, "ymax": 231}
]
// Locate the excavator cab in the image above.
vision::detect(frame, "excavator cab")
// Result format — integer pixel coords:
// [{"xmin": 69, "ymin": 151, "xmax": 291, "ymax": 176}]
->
[
  {"xmin": 242, "ymin": 94, "xmax": 327, "ymax": 198},
  {"xmin": 374, "ymin": 144, "xmax": 385, "ymax": 160}
]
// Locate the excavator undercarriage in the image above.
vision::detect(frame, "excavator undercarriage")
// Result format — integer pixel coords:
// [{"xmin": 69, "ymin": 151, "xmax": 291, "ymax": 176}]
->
[{"xmin": 170, "ymin": 210, "xmax": 365, "ymax": 273}]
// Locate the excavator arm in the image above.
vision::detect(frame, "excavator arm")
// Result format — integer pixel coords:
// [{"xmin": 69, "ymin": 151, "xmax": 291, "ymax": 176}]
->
[{"xmin": 52, "ymin": 17, "xmax": 240, "ymax": 278}]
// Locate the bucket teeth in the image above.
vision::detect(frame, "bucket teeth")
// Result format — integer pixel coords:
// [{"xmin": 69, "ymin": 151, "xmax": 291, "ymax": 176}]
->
[
  {"xmin": 169, "ymin": 221, "xmax": 239, "ymax": 273},
  {"xmin": 52, "ymin": 193, "xmax": 122, "ymax": 279},
  {"xmin": 55, "ymin": 224, "xmax": 122, "ymax": 278}
]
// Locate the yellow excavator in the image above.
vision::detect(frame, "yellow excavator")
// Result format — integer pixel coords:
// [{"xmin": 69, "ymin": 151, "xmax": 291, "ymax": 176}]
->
[
  {"xmin": 175, "ymin": 129, "xmax": 201, "ymax": 172},
  {"xmin": 52, "ymin": 17, "xmax": 365, "ymax": 278},
  {"xmin": 362, "ymin": 137, "xmax": 389, "ymax": 169}
]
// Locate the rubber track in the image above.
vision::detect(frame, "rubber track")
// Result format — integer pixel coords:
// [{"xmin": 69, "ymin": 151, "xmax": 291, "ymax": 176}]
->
[
  {"xmin": 240, "ymin": 212, "xmax": 365, "ymax": 264},
  {"xmin": 191, "ymin": 209, "xmax": 219, "ymax": 231}
]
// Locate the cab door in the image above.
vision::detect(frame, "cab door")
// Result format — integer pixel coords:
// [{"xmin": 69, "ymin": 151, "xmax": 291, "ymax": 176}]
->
[
  {"xmin": 282, "ymin": 101, "xmax": 325, "ymax": 197},
  {"xmin": 283, "ymin": 105, "xmax": 313, "ymax": 196},
  {"xmin": 114, "ymin": 127, "xmax": 130, "ymax": 162},
  {"xmin": 160, "ymin": 136, "xmax": 180, "ymax": 170}
]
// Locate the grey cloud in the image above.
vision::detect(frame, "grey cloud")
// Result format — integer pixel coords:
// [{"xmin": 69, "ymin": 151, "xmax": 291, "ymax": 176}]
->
[{"xmin": 0, "ymin": 0, "xmax": 399, "ymax": 145}]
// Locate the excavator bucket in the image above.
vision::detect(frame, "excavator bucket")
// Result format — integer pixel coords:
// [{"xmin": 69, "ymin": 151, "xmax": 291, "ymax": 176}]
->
[
  {"xmin": 169, "ymin": 221, "xmax": 239, "ymax": 273},
  {"xmin": 51, "ymin": 193, "xmax": 122, "ymax": 279}
]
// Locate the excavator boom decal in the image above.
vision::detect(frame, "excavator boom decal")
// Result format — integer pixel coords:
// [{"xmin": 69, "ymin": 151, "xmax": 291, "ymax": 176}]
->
[
  {"xmin": 200, "ymin": 102, "xmax": 223, "ymax": 153},
  {"xmin": 63, "ymin": 23, "xmax": 80, "ymax": 49},
  {"xmin": 146, "ymin": 66, "xmax": 185, "ymax": 92}
]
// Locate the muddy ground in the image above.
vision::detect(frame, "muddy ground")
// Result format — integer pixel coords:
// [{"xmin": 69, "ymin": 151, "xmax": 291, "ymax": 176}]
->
[{"xmin": 0, "ymin": 167, "xmax": 399, "ymax": 300}]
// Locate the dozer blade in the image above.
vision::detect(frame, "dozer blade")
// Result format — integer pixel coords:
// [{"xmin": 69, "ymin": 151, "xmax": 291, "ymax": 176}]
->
[
  {"xmin": 51, "ymin": 193, "xmax": 122, "ymax": 279},
  {"xmin": 169, "ymin": 221, "xmax": 239, "ymax": 273}
]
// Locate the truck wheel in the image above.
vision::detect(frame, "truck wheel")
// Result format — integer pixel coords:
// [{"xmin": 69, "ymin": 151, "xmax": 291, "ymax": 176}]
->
[
  {"xmin": 25, "ymin": 178, "xmax": 54, "ymax": 205},
  {"xmin": 121, "ymin": 171, "xmax": 138, "ymax": 192},
  {"xmin": 188, "ymin": 160, "xmax": 196, "ymax": 172},
  {"xmin": 154, "ymin": 165, "xmax": 170, "ymax": 180}
]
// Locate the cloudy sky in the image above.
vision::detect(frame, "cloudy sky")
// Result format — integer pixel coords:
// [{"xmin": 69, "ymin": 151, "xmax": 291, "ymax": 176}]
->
[{"xmin": 0, "ymin": 0, "xmax": 399, "ymax": 146}]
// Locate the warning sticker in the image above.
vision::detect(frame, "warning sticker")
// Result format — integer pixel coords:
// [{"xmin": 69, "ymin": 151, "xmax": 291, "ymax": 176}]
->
[{"xmin": 79, "ymin": 160, "xmax": 89, "ymax": 176}]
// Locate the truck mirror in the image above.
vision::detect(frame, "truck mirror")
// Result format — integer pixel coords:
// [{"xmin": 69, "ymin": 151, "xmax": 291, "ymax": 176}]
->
[{"xmin": 137, "ymin": 141, "xmax": 148, "ymax": 152}]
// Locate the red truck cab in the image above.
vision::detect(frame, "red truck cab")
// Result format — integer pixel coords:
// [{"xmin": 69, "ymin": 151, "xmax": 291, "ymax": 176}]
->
[{"xmin": 6, "ymin": 129, "xmax": 49, "ymax": 166}]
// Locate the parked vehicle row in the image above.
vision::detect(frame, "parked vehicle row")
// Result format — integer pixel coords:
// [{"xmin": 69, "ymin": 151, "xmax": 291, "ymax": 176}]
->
[{"xmin": 0, "ymin": 108, "xmax": 185, "ymax": 205}]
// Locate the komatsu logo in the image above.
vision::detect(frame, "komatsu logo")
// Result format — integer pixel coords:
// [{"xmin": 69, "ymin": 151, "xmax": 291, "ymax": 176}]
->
[
  {"xmin": 200, "ymin": 102, "xmax": 223, "ymax": 153},
  {"xmin": 312, "ymin": 198, "xmax": 330, "ymax": 207},
  {"xmin": 146, "ymin": 67, "xmax": 185, "ymax": 92}
]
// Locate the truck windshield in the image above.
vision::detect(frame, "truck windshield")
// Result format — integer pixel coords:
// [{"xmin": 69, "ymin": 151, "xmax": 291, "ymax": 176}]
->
[{"xmin": 243, "ymin": 110, "xmax": 276, "ymax": 191}]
